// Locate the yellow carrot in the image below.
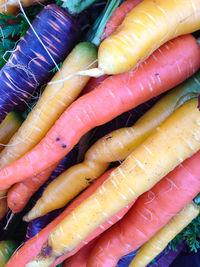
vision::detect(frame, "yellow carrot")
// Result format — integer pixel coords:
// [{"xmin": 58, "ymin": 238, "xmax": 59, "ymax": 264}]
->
[
  {"xmin": 0, "ymin": 0, "xmax": 18, "ymax": 14},
  {"xmin": 98, "ymin": 0, "xmax": 200, "ymax": 74},
  {"xmin": 0, "ymin": 0, "xmax": 44, "ymax": 11},
  {"xmin": 24, "ymin": 73, "xmax": 200, "ymax": 221},
  {"xmin": 0, "ymin": 42, "xmax": 97, "ymax": 169},
  {"xmin": 27, "ymin": 98, "xmax": 200, "ymax": 267},
  {"xmin": 0, "ymin": 112, "xmax": 22, "ymax": 153},
  {"xmin": 129, "ymin": 202, "xmax": 199, "ymax": 267},
  {"xmin": 0, "ymin": 112, "xmax": 22, "ymax": 219}
]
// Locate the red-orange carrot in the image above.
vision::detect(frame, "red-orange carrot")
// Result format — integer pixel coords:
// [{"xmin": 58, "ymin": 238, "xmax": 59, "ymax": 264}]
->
[
  {"xmin": 102, "ymin": 0, "xmax": 143, "ymax": 40},
  {"xmin": 6, "ymin": 169, "xmax": 134, "ymax": 267},
  {"xmin": 7, "ymin": 163, "xmax": 58, "ymax": 213},
  {"xmin": 1, "ymin": 34, "xmax": 200, "ymax": 190},
  {"xmin": 87, "ymin": 151, "xmax": 200, "ymax": 267},
  {"xmin": 63, "ymin": 239, "xmax": 98, "ymax": 267}
]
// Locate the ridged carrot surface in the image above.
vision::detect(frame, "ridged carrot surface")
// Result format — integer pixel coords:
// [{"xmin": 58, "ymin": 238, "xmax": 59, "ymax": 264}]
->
[
  {"xmin": 0, "ymin": 112, "xmax": 22, "ymax": 153},
  {"xmin": 102, "ymin": 0, "xmax": 143, "ymax": 40},
  {"xmin": 27, "ymin": 99, "xmax": 200, "ymax": 266},
  {"xmin": 98, "ymin": 0, "xmax": 200, "ymax": 74},
  {"xmin": 0, "ymin": 42, "xmax": 97, "ymax": 169},
  {"xmin": 0, "ymin": 35, "xmax": 199, "ymax": 191},
  {"xmin": 87, "ymin": 152, "xmax": 200, "ymax": 267},
  {"xmin": 6, "ymin": 169, "xmax": 134, "ymax": 267},
  {"xmin": 7, "ymin": 163, "xmax": 58, "ymax": 213},
  {"xmin": 24, "ymin": 71, "xmax": 200, "ymax": 221},
  {"xmin": 129, "ymin": 202, "xmax": 199, "ymax": 267},
  {"xmin": 0, "ymin": 112, "xmax": 22, "ymax": 219}
]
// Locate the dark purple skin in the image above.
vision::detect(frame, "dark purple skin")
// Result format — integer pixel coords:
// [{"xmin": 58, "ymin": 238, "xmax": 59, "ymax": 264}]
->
[
  {"xmin": 0, "ymin": 4, "xmax": 80, "ymax": 123},
  {"xmin": 25, "ymin": 147, "xmax": 78, "ymax": 241}
]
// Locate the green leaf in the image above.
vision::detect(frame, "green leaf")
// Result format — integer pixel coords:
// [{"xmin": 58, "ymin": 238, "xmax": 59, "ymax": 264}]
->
[
  {"xmin": 151, "ymin": 259, "xmax": 158, "ymax": 265},
  {"xmin": 88, "ymin": 0, "xmax": 120, "ymax": 46},
  {"xmin": 49, "ymin": 62, "xmax": 63, "ymax": 73},
  {"xmin": 61, "ymin": 0, "xmax": 98, "ymax": 14}
]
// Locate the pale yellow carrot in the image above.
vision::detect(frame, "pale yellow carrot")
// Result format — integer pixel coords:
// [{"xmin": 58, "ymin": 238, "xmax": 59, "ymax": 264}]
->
[
  {"xmin": 27, "ymin": 98, "xmax": 200, "ymax": 267},
  {"xmin": 24, "ymin": 74, "xmax": 200, "ymax": 221},
  {"xmin": 0, "ymin": 42, "xmax": 97, "ymax": 169},
  {"xmin": 129, "ymin": 202, "xmax": 199, "ymax": 267},
  {"xmin": 98, "ymin": 0, "xmax": 200, "ymax": 74}
]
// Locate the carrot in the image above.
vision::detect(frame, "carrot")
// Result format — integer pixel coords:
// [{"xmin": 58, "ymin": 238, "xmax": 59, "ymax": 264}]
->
[
  {"xmin": 129, "ymin": 202, "xmax": 199, "ymax": 267},
  {"xmin": 1, "ymin": 0, "xmax": 45, "ymax": 11},
  {"xmin": 0, "ymin": 0, "xmax": 18, "ymax": 14},
  {"xmin": 0, "ymin": 111, "xmax": 22, "ymax": 219},
  {"xmin": 6, "ymin": 169, "xmax": 134, "ymax": 267},
  {"xmin": 8, "ymin": 146, "xmax": 78, "ymax": 214},
  {"xmin": 50, "ymin": 151, "xmax": 200, "ymax": 267},
  {"xmin": 0, "ymin": 4, "xmax": 81, "ymax": 124},
  {"xmin": 25, "ymin": 154, "xmax": 78, "ymax": 241},
  {"xmin": 87, "ymin": 152, "xmax": 200, "ymax": 267},
  {"xmin": 24, "ymin": 70, "xmax": 200, "ymax": 221},
  {"xmin": 0, "ymin": 42, "xmax": 97, "ymax": 169},
  {"xmin": 63, "ymin": 239, "xmax": 98, "ymax": 267},
  {"xmin": 0, "ymin": 111, "xmax": 22, "ymax": 153},
  {"xmin": 7, "ymin": 163, "xmax": 58, "ymax": 213},
  {"xmin": 98, "ymin": 0, "xmax": 200, "ymax": 74},
  {"xmin": 101, "ymin": 0, "xmax": 143, "ymax": 40},
  {"xmin": 0, "ymin": 34, "xmax": 199, "ymax": 191},
  {"xmin": 0, "ymin": 42, "xmax": 96, "ymax": 218},
  {"xmin": 26, "ymin": 98, "xmax": 200, "ymax": 266}
]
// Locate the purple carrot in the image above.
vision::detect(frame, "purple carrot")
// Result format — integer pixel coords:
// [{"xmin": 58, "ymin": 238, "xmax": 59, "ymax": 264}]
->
[{"xmin": 0, "ymin": 4, "xmax": 80, "ymax": 123}]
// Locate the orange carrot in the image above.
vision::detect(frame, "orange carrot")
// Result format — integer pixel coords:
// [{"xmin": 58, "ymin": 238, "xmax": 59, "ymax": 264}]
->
[
  {"xmin": 7, "ymin": 163, "xmax": 58, "ymax": 213},
  {"xmin": 102, "ymin": 0, "xmax": 143, "ymax": 40},
  {"xmin": 63, "ymin": 239, "xmax": 98, "ymax": 267},
  {"xmin": 0, "ymin": 34, "xmax": 199, "ymax": 190},
  {"xmin": 6, "ymin": 169, "xmax": 134, "ymax": 267},
  {"xmin": 87, "ymin": 151, "xmax": 200, "ymax": 267}
]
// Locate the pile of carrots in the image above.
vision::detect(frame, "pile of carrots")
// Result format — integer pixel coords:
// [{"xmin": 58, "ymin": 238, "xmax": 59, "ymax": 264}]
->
[{"xmin": 0, "ymin": 0, "xmax": 200, "ymax": 266}]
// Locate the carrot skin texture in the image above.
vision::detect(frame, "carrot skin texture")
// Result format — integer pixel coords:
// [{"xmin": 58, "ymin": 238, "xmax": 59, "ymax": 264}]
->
[
  {"xmin": 0, "ymin": 111, "xmax": 22, "ymax": 219},
  {"xmin": 27, "ymin": 98, "xmax": 200, "ymax": 267},
  {"xmin": 0, "ymin": 0, "xmax": 18, "ymax": 14},
  {"xmin": 87, "ymin": 152, "xmax": 200, "ymax": 267},
  {"xmin": 25, "ymin": 150, "xmax": 78, "ymax": 240},
  {"xmin": 24, "ymin": 71, "xmax": 200, "ymax": 221},
  {"xmin": 3, "ymin": 42, "xmax": 97, "ymax": 214},
  {"xmin": 0, "ymin": 42, "xmax": 97, "ymax": 169},
  {"xmin": 99, "ymin": 0, "xmax": 200, "ymax": 74},
  {"xmin": 129, "ymin": 202, "xmax": 199, "ymax": 267},
  {"xmin": 0, "ymin": 34, "xmax": 199, "ymax": 190},
  {"xmin": 102, "ymin": 0, "xmax": 143, "ymax": 40},
  {"xmin": 5, "ymin": 169, "xmax": 133, "ymax": 267},
  {"xmin": 6, "ymin": 0, "xmax": 45, "ymax": 7},
  {"xmin": 7, "ymin": 163, "xmax": 58, "ymax": 213},
  {"xmin": 13, "ymin": 147, "xmax": 200, "ymax": 267},
  {"xmin": 63, "ymin": 239, "xmax": 98, "ymax": 267},
  {"xmin": 0, "ymin": 112, "xmax": 22, "ymax": 153},
  {"xmin": 0, "ymin": 4, "xmax": 80, "ymax": 123}
]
